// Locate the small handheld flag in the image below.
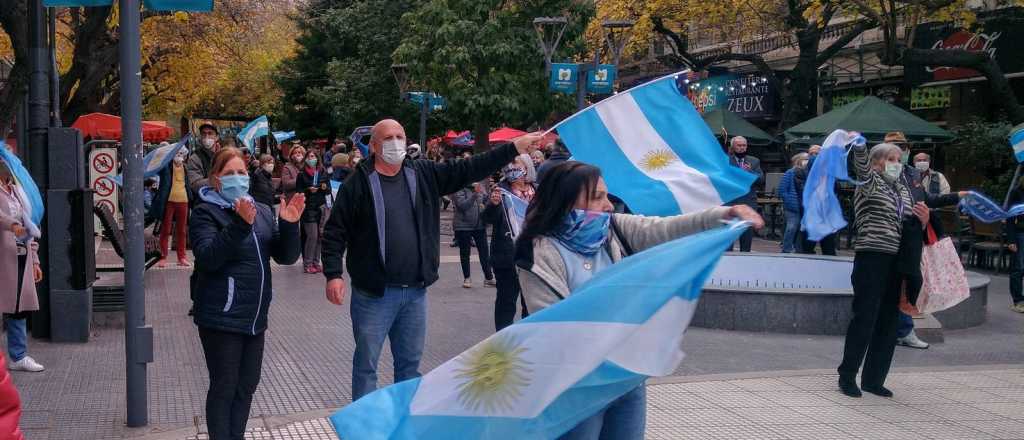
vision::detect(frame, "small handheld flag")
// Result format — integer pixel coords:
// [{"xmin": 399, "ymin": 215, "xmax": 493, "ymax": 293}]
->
[
  {"xmin": 553, "ymin": 72, "xmax": 755, "ymax": 216},
  {"xmin": 110, "ymin": 136, "xmax": 190, "ymax": 186},
  {"xmin": 960, "ymin": 191, "xmax": 1024, "ymax": 223},
  {"xmin": 237, "ymin": 116, "xmax": 270, "ymax": 151},
  {"xmin": 499, "ymin": 188, "xmax": 528, "ymax": 240}
]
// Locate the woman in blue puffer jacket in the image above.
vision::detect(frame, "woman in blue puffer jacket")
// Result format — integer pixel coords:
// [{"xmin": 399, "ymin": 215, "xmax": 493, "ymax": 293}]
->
[
  {"xmin": 189, "ymin": 147, "xmax": 305, "ymax": 440},
  {"xmin": 777, "ymin": 152, "xmax": 808, "ymax": 253}
]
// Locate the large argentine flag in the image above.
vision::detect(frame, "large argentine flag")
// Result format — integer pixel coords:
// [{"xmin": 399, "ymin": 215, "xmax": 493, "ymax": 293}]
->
[
  {"xmin": 555, "ymin": 72, "xmax": 755, "ymax": 216},
  {"xmin": 331, "ymin": 223, "xmax": 747, "ymax": 439},
  {"xmin": 238, "ymin": 116, "xmax": 270, "ymax": 150}
]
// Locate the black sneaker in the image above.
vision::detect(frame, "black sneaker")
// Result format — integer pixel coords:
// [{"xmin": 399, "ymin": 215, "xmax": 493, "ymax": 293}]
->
[{"xmin": 839, "ymin": 377, "xmax": 862, "ymax": 398}]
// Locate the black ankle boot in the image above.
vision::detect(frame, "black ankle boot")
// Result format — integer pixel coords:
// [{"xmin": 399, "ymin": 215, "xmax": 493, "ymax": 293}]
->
[
  {"xmin": 861, "ymin": 384, "xmax": 894, "ymax": 397},
  {"xmin": 839, "ymin": 377, "xmax": 862, "ymax": 397}
]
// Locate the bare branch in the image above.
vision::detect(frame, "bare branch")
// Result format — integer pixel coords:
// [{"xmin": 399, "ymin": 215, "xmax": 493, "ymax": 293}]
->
[{"xmin": 816, "ymin": 20, "xmax": 878, "ymax": 65}]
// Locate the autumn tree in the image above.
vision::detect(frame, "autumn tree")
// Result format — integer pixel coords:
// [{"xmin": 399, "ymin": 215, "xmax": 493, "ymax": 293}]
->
[{"xmin": 393, "ymin": 0, "xmax": 592, "ymax": 152}]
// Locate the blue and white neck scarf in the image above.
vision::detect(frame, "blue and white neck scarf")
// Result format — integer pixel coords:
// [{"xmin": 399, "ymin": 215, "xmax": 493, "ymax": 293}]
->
[{"xmin": 552, "ymin": 209, "xmax": 611, "ymax": 256}]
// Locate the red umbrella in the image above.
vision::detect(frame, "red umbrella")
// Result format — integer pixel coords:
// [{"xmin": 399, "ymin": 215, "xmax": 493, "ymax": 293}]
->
[
  {"xmin": 488, "ymin": 127, "xmax": 527, "ymax": 144},
  {"xmin": 71, "ymin": 113, "xmax": 173, "ymax": 143}
]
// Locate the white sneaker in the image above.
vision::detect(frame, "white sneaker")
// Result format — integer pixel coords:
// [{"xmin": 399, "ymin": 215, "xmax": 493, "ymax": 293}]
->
[
  {"xmin": 896, "ymin": 331, "xmax": 929, "ymax": 349},
  {"xmin": 8, "ymin": 355, "xmax": 45, "ymax": 372},
  {"xmin": 462, "ymin": 279, "xmax": 472, "ymax": 289}
]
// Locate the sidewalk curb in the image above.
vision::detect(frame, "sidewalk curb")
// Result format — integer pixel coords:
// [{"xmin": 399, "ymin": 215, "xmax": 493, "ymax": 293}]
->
[
  {"xmin": 649, "ymin": 363, "xmax": 1024, "ymax": 385},
  {"xmin": 129, "ymin": 364, "xmax": 1021, "ymax": 439}
]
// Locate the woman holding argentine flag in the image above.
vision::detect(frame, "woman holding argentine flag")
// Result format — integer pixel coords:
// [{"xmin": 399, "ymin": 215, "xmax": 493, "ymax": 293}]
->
[{"xmin": 515, "ymin": 161, "xmax": 762, "ymax": 440}]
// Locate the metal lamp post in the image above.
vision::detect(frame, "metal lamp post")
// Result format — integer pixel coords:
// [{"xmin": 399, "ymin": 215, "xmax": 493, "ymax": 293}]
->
[{"xmin": 391, "ymin": 63, "xmax": 429, "ymax": 147}]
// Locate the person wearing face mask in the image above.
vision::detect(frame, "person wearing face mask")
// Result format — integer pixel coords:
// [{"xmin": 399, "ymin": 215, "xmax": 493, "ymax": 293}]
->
[
  {"xmin": 913, "ymin": 152, "xmax": 950, "ymax": 197},
  {"xmin": 297, "ymin": 151, "xmax": 328, "ymax": 274},
  {"xmin": 515, "ymin": 162, "xmax": 762, "ymax": 439},
  {"xmin": 483, "ymin": 163, "xmax": 536, "ymax": 331},
  {"xmin": 186, "ymin": 123, "xmax": 220, "ymax": 200},
  {"xmin": 725, "ymin": 136, "xmax": 763, "ymax": 252},
  {"xmin": 890, "ymin": 146, "xmax": 963, "ymax": 351},
  {"xmin": 280, "ymin": 144, "xmax": 306, "ymax": 201},
  {"xmin": 189, "ymin": 147, "xmax": 305, "ymax": 440},
  {"xmin": 0, "ymin": 155, "xmax": 45, "ymax": 374},
  {"xmin": 777, "ymin": 152, "xmax": 808, "ymax": 253},
  {"xmin": 249, "ymin": 155, "xmax": 278, "ymax": 207},
  {"xmin": 154, "ymin": 148, "xmax": 192, "ymax": 267},
  {"xmin": 837, "ymin": 140, "xmax": 943, "ymax": 399},
  {"xmin": 321, "ymin": 119, "xmax": 543, "ymax": 400}
]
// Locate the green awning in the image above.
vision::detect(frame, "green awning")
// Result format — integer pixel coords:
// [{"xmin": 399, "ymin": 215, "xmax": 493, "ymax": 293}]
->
[
  {"xmin": 784, "ymin": 96, "xmax": 954, "ymax": 145},
  {"xmin": 701, "ymin": 108, "xmax": 776, "ymax": 146}
]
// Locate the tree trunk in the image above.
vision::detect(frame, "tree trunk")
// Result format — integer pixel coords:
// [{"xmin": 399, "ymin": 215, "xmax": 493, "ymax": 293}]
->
[
  {"xmin": 0, "ymin": 0, "xmax": 29, "ymax": 138},
  {"xmin": 780, "ymin": 29, "xmax": 823, "ymax": 130},
  {"xmin": 902, "ymin": 47, "xmax": 1024, "ymax": 125}
]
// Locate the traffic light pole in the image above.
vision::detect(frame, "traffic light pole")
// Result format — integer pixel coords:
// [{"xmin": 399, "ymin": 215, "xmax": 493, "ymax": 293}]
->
[{"xmin": 119, "ymin": 0, "xmax": 152, "ymax": 427}]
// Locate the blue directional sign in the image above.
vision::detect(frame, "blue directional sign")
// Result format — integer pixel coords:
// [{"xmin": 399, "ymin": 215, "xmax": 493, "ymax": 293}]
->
[
  {"xmin": 549, "ymin": 63, "xmax": 579, "ymax": 94},
  {"xmin": 586, "ymin": 64, "xmax": 616, "ymax": 94},
  {"xmin": 407, "ymin": 92, "xmax": 447, "ymax": 112}
]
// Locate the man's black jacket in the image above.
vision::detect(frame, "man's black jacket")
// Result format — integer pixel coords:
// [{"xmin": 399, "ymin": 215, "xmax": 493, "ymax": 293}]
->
[{"xmin": 322, "ymin": 144, "xmax": 519, "ymax": 296}]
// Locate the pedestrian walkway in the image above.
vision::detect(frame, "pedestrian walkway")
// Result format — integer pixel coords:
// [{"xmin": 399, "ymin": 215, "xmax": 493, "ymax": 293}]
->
[{"xmin": 156, "ymin": 367, "xmax": 1024, "ymax": 440}]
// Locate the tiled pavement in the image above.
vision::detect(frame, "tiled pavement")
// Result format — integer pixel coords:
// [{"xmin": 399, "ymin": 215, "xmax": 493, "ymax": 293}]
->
[
  {"xmin": 165, "ymin": 367, "xmax": 1024, "ymax": 440},
  {"xmin": 5, "ymin": 216, "xmax": 1024, "ymax": 439}
]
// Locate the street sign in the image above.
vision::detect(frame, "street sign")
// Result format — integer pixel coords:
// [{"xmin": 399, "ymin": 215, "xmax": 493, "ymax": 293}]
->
[
  {"xmin": 586, "ymin": 64, "xmax": 616, "ymax": 94},
  {"xmin": 549, "ymin": 63, "xmax": 578, "ymax": 94},
  {"xmin": 407, "ymin": 92, "xmax": 447, "ymax": 112},
  {"xmin": 89, "ymin": 147, "xmax": 119, "ymax": 233}
]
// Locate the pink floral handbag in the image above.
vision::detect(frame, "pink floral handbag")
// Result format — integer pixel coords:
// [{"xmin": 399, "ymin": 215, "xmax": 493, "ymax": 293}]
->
[{"xmin": 916, "ymin": 225, "xmax": 971, "ymax": 314}]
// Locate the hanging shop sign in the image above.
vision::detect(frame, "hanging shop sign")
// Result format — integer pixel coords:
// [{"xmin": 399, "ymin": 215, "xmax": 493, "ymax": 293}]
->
[
  {"xmin": 908, "ymin": 7, "xmax": 1024, "ymax": 84},
  {"xmin": 910, "ymin": 86, "xmax": 952, "ymax": 110},
  {"xmin": 549, "ymin": 63, "xmax": 579, "ymax": 94},
  {"xmin": 586, "ymin": 64, "xmax": 617, "ymax": 94},
  {"xmin": 683, "ymin": 73, "xmax": 777, "ymax": 120}
]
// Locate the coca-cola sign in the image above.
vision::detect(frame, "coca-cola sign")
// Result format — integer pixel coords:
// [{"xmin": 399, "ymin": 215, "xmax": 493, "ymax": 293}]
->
[{"xmin": 909, "ymin": 7, "xmax": 1023, "ymax": 84}]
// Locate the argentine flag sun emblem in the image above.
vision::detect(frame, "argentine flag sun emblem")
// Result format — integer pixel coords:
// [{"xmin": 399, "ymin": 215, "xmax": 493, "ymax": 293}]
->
[{"xmin": 453, "ymin": 334, "xmax": 533, "ymax": 413}]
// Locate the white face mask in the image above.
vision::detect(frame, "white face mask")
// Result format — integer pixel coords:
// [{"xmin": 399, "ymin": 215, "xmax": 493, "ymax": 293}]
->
[
  {"xmin": 883, "ymin": 162, "xmax": 902, "ymax": 182},
  {"xmin": 380, "ymin": 138, "xmax": 407, "ymax": 165},
  {"xmin": 262, "ymin": 163, "xmax": 274, "ymax": 173},
  {"xmin": 202, "ymin": 137, "xmax": 216, "ymax": 149},
  {"xmin": 914, "ymin": 161, "xmax": 929, "ymax": 172}
]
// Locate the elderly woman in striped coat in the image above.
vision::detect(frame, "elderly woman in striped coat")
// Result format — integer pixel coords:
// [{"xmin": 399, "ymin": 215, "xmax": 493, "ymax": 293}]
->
[{"xmin": 837, "ymin": 140, "xmax": 930, "ymax": 399}]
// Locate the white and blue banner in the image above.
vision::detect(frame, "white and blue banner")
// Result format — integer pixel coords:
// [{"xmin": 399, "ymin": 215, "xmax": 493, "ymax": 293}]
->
[
  {"xmin": 330, "ymin": 223, "xmax": 747, "ymax": 439},
  {"xmin": 960, "ymin": 191, "xmax": 1024, "ymax": 223},
  {"xmin": 238, "ymin": 116, "xmax": 269, "ymax": 150},
  {"xmin": 350, "ymin": 126, "xmax": 373, "ymax": 157},
  {"xmin": 1011, "ymin": 123, "xmax": 1024, "ymax": 163},
  {"xmin": 272, "ymin": 131, "xmax": 296, "ymax": 143},
  {"xmin": 110, "ymin": 136, "xmax": 189, "ymax": 186},
  {"xmin": 555, "ymin": 72, "xmax": 756, "ymax": 216}
]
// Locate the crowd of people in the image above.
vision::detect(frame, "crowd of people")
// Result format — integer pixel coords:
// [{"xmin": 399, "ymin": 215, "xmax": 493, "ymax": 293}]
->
[{"xmin": 3, "ymin": 114, "xmax": 1024, "ymax": 440}]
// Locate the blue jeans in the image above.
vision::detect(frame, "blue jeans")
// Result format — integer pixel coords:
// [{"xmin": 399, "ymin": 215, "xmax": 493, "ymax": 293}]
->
[
  {"xmin": 350, "ymin": 285, "xmax": 427, "ymax": 401},
  {"xmin": 896, "ymin": 312, "xmax": 914, "ymax": 339},
  {"xmin": 4, "ymin": 316, "xmax": 27, "ymax": 362},
  {"xmin": 782, "ymin": 210, "xmax": 800, "ymax": 253},
  {"xmin": 558, "ymin": 385, "xmax": 646, "ymax": 440}
]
